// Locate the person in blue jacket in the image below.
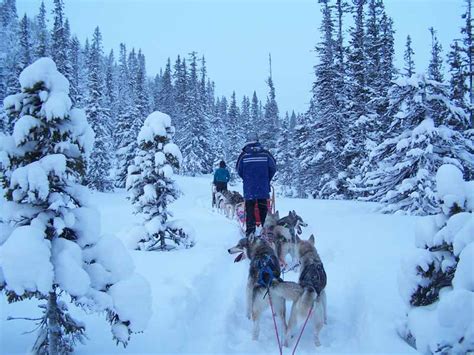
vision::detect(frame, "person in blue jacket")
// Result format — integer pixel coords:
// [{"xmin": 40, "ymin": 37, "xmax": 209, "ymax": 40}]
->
[
  {"xmin": 236, "ymin": 134, "xmax": 276, "ymax": 237},
  {"xmin": 213, "ymin": 160, "xmax": 230, "ymax": 193}
]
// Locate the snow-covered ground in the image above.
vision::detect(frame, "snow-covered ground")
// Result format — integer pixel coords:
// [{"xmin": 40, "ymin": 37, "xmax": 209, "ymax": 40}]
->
[{"xmin": 1, "ymin": 175, "xmax": 418, "ymax": 354}]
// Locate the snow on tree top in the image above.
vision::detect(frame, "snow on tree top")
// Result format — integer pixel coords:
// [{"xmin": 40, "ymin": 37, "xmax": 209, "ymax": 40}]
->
[
  {"xmin": 164, "ymin": 143, "xmax": 182, "ymax": 163},
  {"xmin": 138, "ymin": 111, "xmax": 172, "ymax": 143},
  {"xmin": 19, "ymin": 57, "xmax": 69, "ymax": 94},
  {"xmin": 435, "ymin": 164, "xmax": 467, "ymax": 215}
]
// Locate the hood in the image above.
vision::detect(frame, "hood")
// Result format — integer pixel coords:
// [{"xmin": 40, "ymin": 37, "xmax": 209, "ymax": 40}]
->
[{"xmin": 243, "ymin": 142, "xmax": 263, "ymax": 154}]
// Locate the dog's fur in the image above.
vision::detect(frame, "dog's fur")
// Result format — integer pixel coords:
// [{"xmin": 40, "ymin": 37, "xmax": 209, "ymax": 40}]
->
[
  {"xmin": 215, "ymin": 190, "xmax": 244, "ymax": 219},
  {"xmin": 285, "ymin": 235, "xmax": 327, "ymax": 347},
  {"xmin": 228, "ymin": 236, "xmax": 303, "ymax": 341},
  {"xmin": 263, "ymin": 210, "xmax": 308, "ymax": 267}
]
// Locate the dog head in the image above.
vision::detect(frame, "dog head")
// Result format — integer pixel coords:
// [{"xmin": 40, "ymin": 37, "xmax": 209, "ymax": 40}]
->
[
  {"xmin": 227, "ymin": 234, "xmax": 273, "ymax": 262},
  {"xmin": 263, "ymin": 210, "xmax": 280, "ymax": 230},
  {"xmin": 227, "ymin": 237, "xmax": 249, "ymax": 262},
  {"xmin": 295, "ymin": 234, "xmax": 317, "ymax": 259},
  {"xmin": 287, "ymin": 210, "xmax": 308, "ymax": 235}
]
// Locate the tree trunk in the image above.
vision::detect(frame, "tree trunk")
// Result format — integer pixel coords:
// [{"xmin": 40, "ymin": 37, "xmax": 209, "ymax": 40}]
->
[{"xmin": 47, "ymin": 291, "xmax": 61, "ymax": 355}]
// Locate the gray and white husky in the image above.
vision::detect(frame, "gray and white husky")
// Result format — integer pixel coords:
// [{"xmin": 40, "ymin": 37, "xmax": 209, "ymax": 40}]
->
[
  {"xmin": 228, "ymin": 235, "xmax": 303, "ymax": 341},
  {"xmin": 263, "ymin": 210, "xmax": 308, "ymax": 267},
  {"xmin": 215, "ymin": 190, "xmax": 244, "ymax": 219},
  {"xmin": 285, "ymin": 234, "xmax": 327, "ymax": 347}
]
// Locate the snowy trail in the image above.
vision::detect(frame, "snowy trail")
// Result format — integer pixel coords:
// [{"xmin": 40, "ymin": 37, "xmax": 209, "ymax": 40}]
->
[{"xmin": 2, "ymin": 176, "xmax": 418, "ymax": 354}]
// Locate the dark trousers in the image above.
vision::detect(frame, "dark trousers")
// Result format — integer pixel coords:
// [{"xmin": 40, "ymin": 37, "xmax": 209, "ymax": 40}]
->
[
  {"xmin": 215, "ymin": 182, "xmax": 227, "ymax": 192},
  {"xmin": 245, "ymin": 199, "xmax": 267, "ymax": 237}
]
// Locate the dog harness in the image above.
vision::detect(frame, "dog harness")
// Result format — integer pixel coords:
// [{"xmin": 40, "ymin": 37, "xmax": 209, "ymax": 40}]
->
[{"xmin": 299, "ymin": 262, "xmax": 327, "ymax": 294}]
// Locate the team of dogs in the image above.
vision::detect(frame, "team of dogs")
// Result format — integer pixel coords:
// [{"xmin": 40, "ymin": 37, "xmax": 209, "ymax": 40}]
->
[{"xmin": 215, "ymin": 191, "xmax": 327, "ymax": 348}]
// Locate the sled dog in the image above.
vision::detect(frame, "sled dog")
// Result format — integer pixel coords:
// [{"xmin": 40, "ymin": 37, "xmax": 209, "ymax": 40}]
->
[
  {"xmin": 228, "ymin": 235, "xmax": 303, "ymax": 341},
  {"xmin": 285, "ymin": 234, "xmax": 327, "ymax": 347},
  {"xmin": 215, "ymin": 190, "xmax": 244, "ymax": 219},
  {"xmin": 263, "ymin": 210, "xmax": 308, "ymax": 266}
]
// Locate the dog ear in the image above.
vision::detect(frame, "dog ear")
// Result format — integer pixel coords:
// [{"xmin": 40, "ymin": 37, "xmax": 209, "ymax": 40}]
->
[
  {"xmin": 248, "ymin": 232, "xmax": 255, "ymax": 243},
  {"xmin": 309, "ymin": 234, "xmax": 315, "ymax": 245},
  {"xmin": 275, "ymin": 210, "xmax": 280, "ymax": 219}
]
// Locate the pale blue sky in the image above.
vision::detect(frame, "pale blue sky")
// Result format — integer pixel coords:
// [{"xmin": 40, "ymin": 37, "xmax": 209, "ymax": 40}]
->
[{"xmin": 17, "ymin": 0, "xmax": 464, "ymax": 114}]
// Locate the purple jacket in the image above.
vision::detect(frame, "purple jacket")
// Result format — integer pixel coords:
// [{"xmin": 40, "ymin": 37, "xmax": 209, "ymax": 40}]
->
[{"xmin": 236, "ymin": 142, "xmax": 276, "ymax": 200}]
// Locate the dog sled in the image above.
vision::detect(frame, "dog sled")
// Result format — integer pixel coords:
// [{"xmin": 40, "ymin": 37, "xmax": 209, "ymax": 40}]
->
[
  {"xmin": 235, "ymin": 186, "xmax": 275, "ymax": 233},
  {"xmin": 212, "ymin": 184, "xmax": 275, "ymax": 234}
]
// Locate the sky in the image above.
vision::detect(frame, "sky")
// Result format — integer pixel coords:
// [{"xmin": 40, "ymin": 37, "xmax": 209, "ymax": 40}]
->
[{"xmin": 17, "ymin": 0, "xmax": 465, "ymax": 115}]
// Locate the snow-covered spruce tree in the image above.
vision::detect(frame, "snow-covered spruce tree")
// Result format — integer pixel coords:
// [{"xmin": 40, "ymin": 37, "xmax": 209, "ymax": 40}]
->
[
  {"xmin": 343, "ymin": 0, "xmax": 370, "ymax": 196},
  {"xmin": 85, "ymin": 27, "xmax": 113, "ymax": 191},
  {"xmin": 114, "ymin": 43, "xmax": 140, "ymax": 188},
  {"xmin": 226, "ymin": 91, "xmax": 242, "ymax": 167},
  {"xmin": 359, "ymin": 74, "xmax": 474, "ymax": 215},
  {"xmin": 126, "ymin": 111, "xmax": 195, "ymax": 251},
  {"xmin": 307, "ymin": 0, "xmax": 346, "ymax": 199},
  {"xmin": 261, "ymin": 55, "xmax": 280, "ymax": 152},
  {"xmin": 0, "ymin": 58, "xmax": 151, "ymax": 354},
  {"xmin": 34, "ymin": 1, "xmax": 50, "ymax": 59},
  {"xmin": 180, "ymin": 52, "xmax": 212, "ymax": 176},
  {"xmin": 403, "ymin": 35, "xmax": 416, "ymax": 78},
  {"xmin": 398, "ymin": 164, "xmax": 473, "ymax": 353}
]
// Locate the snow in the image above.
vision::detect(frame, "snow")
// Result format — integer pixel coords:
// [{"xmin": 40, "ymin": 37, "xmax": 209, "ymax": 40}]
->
[
  {"xmin": 436, "ymin": 164, "xmax": 466, "ymax": 213},
  {"xmin": 108, "ymin": 273, "xmax": 152, "ymax": 332},
  {"xmin": 164, "ymin": 142, "xmax": 182, "ymax": 163},
  {"xmin": 72, "ymin": 207, "xmax": 101, "ymax": 247},
  {"xmin": 86, "ymin": 234, "xmax": 135, "ymax": 284},
  {"xmin": 67, "ymin": 108, "xmax": 95, "ymax": 156},
  {"xmin": 453, "ymin": 243, "xmax": 474, "ymax": 291},
  {"xmin": 19, "ymin": 57, "xmax": 69, "ymax": 94},
  {"xmin": 137, "ymin": 111, "xmax": 172, "ymax": 143},
  {"xmin": 1, "ymin": 175, "xmax": 420, "ymax": 353},
  {"xmin": 12, "ymin": 115, "xmax": 42, "ymax": 146},
  {"xmin": 325, "ymin": 142, "xmax": 335, "ymax": 152},
  {"xmin": 9, "ymin": 154, "xmax": 67, "ymax": 202},
  {"xmin": 52, "ymin": 238, "xmax": 91, "ymax": 297},
  {"xmin": 0, "ymin": 226, "xmax": 53, "ymax": 295},
  {"xmin": 398, "ymin": 164, "xmax": 474, "ymax": 353}
]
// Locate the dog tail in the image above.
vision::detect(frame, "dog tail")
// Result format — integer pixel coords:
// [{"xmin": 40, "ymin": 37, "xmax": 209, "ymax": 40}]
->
[{"xmin": 271, "ymin": 281, "xmax": 303, "ymax": 301}]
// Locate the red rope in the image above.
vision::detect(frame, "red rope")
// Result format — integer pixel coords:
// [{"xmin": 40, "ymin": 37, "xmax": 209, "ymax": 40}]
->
[
  {"xmin": 267, "ymin": 292, "xmax": 283, "ymax": 355},
  {"xmin": 291, "ymin": 304, "xmax": 314, "ymax": 355}
]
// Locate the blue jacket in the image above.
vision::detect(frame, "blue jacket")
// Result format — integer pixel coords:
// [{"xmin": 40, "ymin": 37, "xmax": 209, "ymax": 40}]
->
[
  {"xmin": 236, "ymin": 142, "xmax": 276, "ymax": 200},
  {"xmin": 213, "ymin": 167, "xmax": 230, "ymax": 184}
]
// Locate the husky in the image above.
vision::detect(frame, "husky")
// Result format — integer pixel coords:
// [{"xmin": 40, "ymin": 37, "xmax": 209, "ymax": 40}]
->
[
  {"xmin": 263, "ymin": 210, "xmax": 308, "ymax": 267},
  {"xmin": 228, "ymin": 235, "xmax": 303, "ymax": 341},
  {"xmin": 215, "ymin": 190, "xmax": 244, "ymax": 219},
  {"xmin": 285, "ymin": 234, "xmax": 327, "ymax": 347}
]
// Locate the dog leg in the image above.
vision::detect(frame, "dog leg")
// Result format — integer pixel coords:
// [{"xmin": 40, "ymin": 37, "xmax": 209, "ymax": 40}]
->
[
  {"xmin": 285, "ymin": 300, "xmax": 299, "ymax": 346},
  {"xmin": 251, "ymin": 299, "xmax": 263, "ymax": 341},
  {"xmin": 313, "ymin": 298, "xmax": 325, "ymax": 347},
  {"xmin": 314, "ymin": 301, "xmax": 324, "ymax": 346},
  {"xmin": 273, "ymin": 295, "xmax": 288, "ymax": 346},
  {"xmin": 320, "ymin": 289, "xmax": 327, "ymax": 324},
  {"xmin": 246, "ymin": 278, "xmax": 253, "ymax": 320}
]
